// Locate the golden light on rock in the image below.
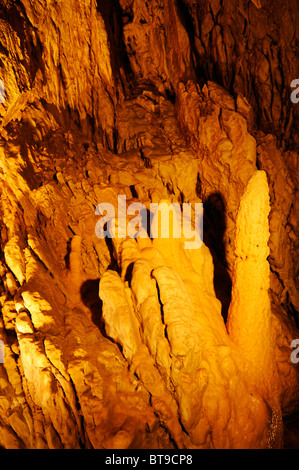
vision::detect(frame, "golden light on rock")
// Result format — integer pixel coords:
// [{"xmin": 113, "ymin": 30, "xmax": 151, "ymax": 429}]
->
[{"xmin": 0, "ymin": 0, "xmax": 298, "ymax": 451}]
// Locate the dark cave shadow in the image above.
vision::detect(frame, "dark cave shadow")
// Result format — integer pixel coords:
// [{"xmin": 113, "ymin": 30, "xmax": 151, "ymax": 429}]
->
[
  {"xmin": 105, "ymin": 235, "xmax": 120, "ymax": 273},
  {"xmin": 284, "ymin": 291, "xmax": 299, "ymax": 329},
  {"xmin": 80, "ymin": 279, "xmax": 106, "ymax": 336},
  {"xmin": 140, "ymin": 207, "xmax": 153, "ymax": 239},
  {"xmin": 79, "ymin": 232, "xmax": 128, "ymax": 355},
  {"xmin": 64, "ymin": 238, "xmax": 72, "ymax": 270},
  {"xmin": 124, "ymin": 201, "xmax": 232, "ymax": 325},
  {"xmin": 203, "ymin": 192, "xmax": 232, "ymax": 323},
  {"xmin": 80, "ymin": 278, "xmax": 124, "ymax": 356},
  {"xmin": 176, "ymin": 0, "xmax": 235, "ymax": 94},
  {"xmin": 80, "ymin": 279, "xmax": 123, "ymax": 354}
]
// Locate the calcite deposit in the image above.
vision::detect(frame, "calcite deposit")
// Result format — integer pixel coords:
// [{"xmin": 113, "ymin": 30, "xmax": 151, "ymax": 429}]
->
[{"xmin": 0, "ymin": 0, "xmax": 298, "ymax": 449}]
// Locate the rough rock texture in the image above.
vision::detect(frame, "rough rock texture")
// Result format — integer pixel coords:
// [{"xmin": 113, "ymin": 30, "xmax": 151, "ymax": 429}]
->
[
  {"xmin": 179, "ymin": 0, "xmax": 299, "ymax": 149},
  {"xmin": 0, "ymin": 0, "xmax": 298, "ymax": 449}
]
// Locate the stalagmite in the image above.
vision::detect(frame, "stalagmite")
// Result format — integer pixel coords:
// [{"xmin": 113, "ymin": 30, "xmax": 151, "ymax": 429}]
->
[{"xmin": 98, "ymin": 170, "xmax": 297, "ymax": 448}]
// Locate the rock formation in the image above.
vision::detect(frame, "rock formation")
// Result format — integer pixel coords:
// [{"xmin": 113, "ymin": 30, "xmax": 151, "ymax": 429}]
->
[{"xmin": 0, "ymin": 0, "xmax": 298, "ymax": 449}]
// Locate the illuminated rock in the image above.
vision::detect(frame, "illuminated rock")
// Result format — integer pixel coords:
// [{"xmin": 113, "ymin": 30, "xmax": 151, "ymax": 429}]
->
[{"xmin": 0, "ymin": 0, "xmax": 298, "ymax": 450}]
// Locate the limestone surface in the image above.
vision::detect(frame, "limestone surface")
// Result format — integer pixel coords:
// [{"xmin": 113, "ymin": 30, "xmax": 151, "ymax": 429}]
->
[{"xmin": 0, "ymin": 0, "xmax": 298, "ymax": 449}]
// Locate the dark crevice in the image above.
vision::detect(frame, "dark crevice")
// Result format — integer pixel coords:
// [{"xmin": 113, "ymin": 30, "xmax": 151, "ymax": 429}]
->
[
  {"xmin": 284, "ymin": 292, "xmax": 299, "ymax": 329},
  {"xmin": 153, "ymin": 275, "xmax": 169, "ymax": 345},
  {"xmin": 129, "ymin": 184, "xmax": 138, "ymax": 199},
  {"xmin": 67, "ymin": 375, "xmax": 88, "ymax": 448},
  {"xmin": 203, "ymin": 193, "xmax": 232, "ymax": 323}
]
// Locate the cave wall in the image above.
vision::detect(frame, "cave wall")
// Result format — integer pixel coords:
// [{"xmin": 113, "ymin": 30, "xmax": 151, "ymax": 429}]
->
[{"xmin": 0, "ymin": 0, "xmax": 298, "ymax": 449}]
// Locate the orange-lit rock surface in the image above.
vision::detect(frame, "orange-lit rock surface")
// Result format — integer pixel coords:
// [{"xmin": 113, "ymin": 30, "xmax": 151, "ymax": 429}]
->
[{"xmin": 0, "ymin": 0, "xmax": 298, "ymax": 449}]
